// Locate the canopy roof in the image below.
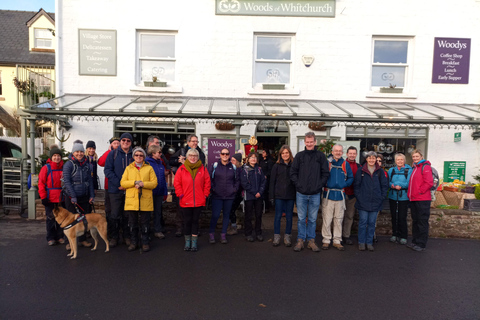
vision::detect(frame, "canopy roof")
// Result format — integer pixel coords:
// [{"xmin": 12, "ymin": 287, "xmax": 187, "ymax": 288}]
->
[{"xmin": 23, "ymin": 94, "xmax": 480, "ymax": 127}]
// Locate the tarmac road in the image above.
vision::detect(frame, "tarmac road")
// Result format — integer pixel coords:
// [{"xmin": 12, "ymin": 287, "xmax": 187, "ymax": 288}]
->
[{"xmin": 0, "ymin": 219, "xmax": 479, "ymax": 320}]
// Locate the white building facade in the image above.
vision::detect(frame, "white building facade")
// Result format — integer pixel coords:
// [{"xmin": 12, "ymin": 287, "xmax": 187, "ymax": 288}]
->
[{"xmin": 50, "ymin": 0, "xmax": 479, "ymax": 185}]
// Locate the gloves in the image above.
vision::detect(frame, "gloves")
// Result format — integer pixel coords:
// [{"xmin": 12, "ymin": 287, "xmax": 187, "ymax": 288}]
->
[
  {"xmin": 42, "ymin": 198, "xmax": 50, "ymax": 207},
  {"xmin": 163, "ymin": 195, "xmax": 168, "ymax": 201}
]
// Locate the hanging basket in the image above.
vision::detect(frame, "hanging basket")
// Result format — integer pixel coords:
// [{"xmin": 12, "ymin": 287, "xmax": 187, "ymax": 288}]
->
[
  {"xmin": 308, "ymin": 121, "xmax": 327, "ymax": 131},
  {"xmin": 215, "ymin": 121, "xmax": 235, "ymax": 131}
]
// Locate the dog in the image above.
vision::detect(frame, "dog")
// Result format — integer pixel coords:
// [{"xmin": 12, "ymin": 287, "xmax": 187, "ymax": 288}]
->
[{"xmin": 53, "ymin": 205, "xmax": 110, "ymax": 259}]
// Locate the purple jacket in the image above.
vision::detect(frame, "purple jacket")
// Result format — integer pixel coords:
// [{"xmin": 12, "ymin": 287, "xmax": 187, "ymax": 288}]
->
[{"xmin": 208, "ymin": 161, "xmax": 240, "ymax": 200}]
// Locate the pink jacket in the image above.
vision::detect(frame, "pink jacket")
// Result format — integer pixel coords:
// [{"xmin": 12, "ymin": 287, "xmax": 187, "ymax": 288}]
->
[{"xmin": 408, "ymin": 160, "xmax": 434, "ymax": 201}]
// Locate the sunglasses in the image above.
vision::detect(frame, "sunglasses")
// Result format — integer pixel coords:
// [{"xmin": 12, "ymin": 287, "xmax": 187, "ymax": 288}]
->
[
  {"xmin": 220, "ymin": 153, "xmax": 230, "ymax": 156},
  {"xmin": 134, "ymin": 154, "xmax": 144, "ymax": 157},
  {"xmin": 121, "ymin": 139, "xmax": 131, "ymax": 143}
]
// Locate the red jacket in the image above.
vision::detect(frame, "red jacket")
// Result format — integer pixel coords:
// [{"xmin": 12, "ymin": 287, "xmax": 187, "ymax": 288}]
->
[
  {"xmin": 408, "ymin": 160, "xmax": 434, "ymax": 201},
  {"xmin": 345, "ymin": 159, "xmax": 360, "ymax": 196},
  {"xmin": 98, "ymin": 149, "xmax": 111, "ymax": 189},
  {"xmin": 174, "ymin": 165, "xmax": 211, "ymax": 207},
  {"xmin": 38, "ymin": 158, "xmax": 64, "ymax": 203}
]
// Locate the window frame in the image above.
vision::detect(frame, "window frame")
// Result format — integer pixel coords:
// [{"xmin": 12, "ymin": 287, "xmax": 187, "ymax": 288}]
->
[
  {"xmin": 370, "ymin": 36, "xmax": 414, "ymax": 92},
  {"xmin": 253, "ymin": 33, "xmax": 295, "ymax": 89},
  {"xmin": 34, "ymin": 28, "xmax": 53, "ymax": 49},
  {"xmin": 136, "ymin": 30, "xmax": 177, "ymax": 86}
]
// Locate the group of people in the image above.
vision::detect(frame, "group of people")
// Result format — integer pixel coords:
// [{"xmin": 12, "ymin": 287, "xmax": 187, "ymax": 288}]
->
[{"xmin": 38, "ymin": 131, "xmax": 434, "ymax": 254}]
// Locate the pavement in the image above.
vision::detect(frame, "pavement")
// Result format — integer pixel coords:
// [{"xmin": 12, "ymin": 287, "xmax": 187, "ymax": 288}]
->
[{"xmin": 1, "ymin": 212, "xmax": 479, "ymax": 320}]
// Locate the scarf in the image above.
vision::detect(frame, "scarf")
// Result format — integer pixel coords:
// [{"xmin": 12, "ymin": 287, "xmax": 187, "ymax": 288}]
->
[{"xmin": 184, "ymin": 159, "xmax": 203, "ymax": 179}]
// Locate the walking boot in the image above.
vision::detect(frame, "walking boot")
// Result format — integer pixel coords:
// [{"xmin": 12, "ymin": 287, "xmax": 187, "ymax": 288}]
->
[
  {"xmin": 184, "ymin": 235, "xmax": 191, "ymax": 251},
  {"xmin": 175, "ymin": 227, "xmax": 183, "ymax": 237},
  {"xmin": 191, "ymin": 235, "xmax": 198, "ymax": 252},
  {"xmin": 227, "ymin": 225, "xmax": 238, "ymax": 235},
  {"xmin": 273, "ymin": 234, "xmax": 281, "ymax": 247},
  {"xmin": 142, "ymin": 244, "xmax": 150, "ymax": 252},
  {"xmin": 128, "ymin": 243, "xmax": 137, "ymax": 252},
  {"xmin": 307, "ymin": 239, "xmax": 320, "ymax": 252},
  {"xmin": 333, "ymin": 243, "xmax": 345, "ymax": 251},
  {"xmin": 109, "ymin": 238, "xmax": 118, "ymax": 248},
  {"xmin": 284, "ymin": 234, "xmax": 292, "ymax": 247},
  {"xmin": 220, "ymin": 233, "xmax": 228, "ymax": 244},
  {"xmin": 293, "ymin": 239, "xmax": 304, "ymax": 252},
  {"xmin": 209, "ymin": 233, "xmax": 216, "ymax": 244}
]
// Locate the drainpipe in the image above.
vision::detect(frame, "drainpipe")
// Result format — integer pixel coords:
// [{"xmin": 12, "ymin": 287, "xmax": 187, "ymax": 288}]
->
[
  {"xmin": 27, "ymin": 118, "xmax": 37, "ymax": 220},
  {"xmin": 232, "ymin": 119, "xmax": 244, "ymax": 151}
]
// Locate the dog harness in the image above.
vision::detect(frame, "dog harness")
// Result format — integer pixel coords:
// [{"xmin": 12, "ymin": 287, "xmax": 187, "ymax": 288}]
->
[{"xmin": 63, "ymin": 204, "xmax": 88, "ymax": 231}]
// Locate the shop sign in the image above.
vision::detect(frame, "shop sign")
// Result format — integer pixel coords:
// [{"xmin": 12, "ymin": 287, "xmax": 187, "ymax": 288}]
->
[
  {"xmin": 454, "ymin": 132, "xmax": 461, "ymax": 142},
  {"xmin": 432, "ymin": 37, "xmax": 470, "ymax": 84},
  {"xmin": 207, "ymin": 138, "xmax": 236, "ymax": 170},
  {"xmin": 78, "ymin": 29, "xmax": 117, "ymax": 76},
  {"xmin": 215, "ymin": 0, "xmax": 335, "ymax": 17},
  {"xmin": 443, "ymin": 161, "xmax": 466, "ymax": 182}
]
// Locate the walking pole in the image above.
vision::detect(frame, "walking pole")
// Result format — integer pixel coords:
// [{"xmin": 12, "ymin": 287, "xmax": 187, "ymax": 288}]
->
[
  {"xmin": 395, "ymin": 190, "xmax": 399, "ymax": 243},
  {"xmin": 138, "ymin": 185, "xmax": 143, "ymax": 253}
]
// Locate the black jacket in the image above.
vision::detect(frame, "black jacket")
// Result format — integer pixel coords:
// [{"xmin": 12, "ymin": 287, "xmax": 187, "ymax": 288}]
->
[
  {"xmin": 169, "ymin": 146, "xmax": 206, "ymax": 171},
  {"xmin": 259, "ymin": 156, "xmax": 274, "ymax": 177},
  {"xmin": 269, "ymin": 160, "xmax": 296, "ymax": 200},
  {"xmin": 290, "ymin": 148, "xmax": 329, "ymax": 195}
]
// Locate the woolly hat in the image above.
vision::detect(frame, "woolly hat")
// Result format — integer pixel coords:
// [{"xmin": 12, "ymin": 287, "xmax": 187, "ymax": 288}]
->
[
  {"xmin": 120, "ymin": 132, "xmax": 133, "ymax": 142},
  {"xmin": 109, "ymin": 136, "xmax": 120, "ymax": 144},
  {"xmin": 232, "ymin": 153, "xmax": 242, "ymax": 163},
  {"xmin": 86, "ymin": 140, "xmax": 96, "ymax": 149},
  {"xmin": 71, "ymin": 140, "xmax": 85, "ymax": 153},
  {"xmin": 49, "ymin": 147, "xmax": 62, "ymax": 159},
  {"xmin": 132, "ymin": 147, "xmax": 146, "ymax": 159}
]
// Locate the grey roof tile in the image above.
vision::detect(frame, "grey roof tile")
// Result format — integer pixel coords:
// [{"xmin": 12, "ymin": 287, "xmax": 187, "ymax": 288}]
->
[{"xmin": 0, "ymin": 9, "xmax": 55, "ymax": 66}]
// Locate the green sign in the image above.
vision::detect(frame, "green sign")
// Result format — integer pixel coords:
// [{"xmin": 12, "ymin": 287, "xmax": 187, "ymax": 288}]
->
[
  {"xmin": 215, "ymin": 0, "xmax": 336, "ymax": 17},
  {"xmin": 443, "ymin": 161, "xmax": 466, "ymax": 182},
  {"xmin": 454, "ymin": 132, "xmax": 461, "ymax": 142}
]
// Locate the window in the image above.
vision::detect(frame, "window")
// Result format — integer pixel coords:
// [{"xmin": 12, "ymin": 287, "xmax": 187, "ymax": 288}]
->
[
  {"xmin": 137, "ymin": 31, "xmax": 176, "ymax": 85},
  {"xmin": 34, "ymin": 28, "xmax": 53, "ymax": 48},
  {"xmin": 254, "ymin": 35, "xmax": 293, "ymax": 87},
  {"xmin": 371, "ymin": 38, "xmax": 412, "ymax": 90},
  {"xmin": 30, "ymin": 72, "xmax": 52, "ymax": 93}
]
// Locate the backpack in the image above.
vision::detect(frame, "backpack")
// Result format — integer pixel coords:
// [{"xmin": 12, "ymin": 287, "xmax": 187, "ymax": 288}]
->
[
  {"xmin": 389, "ymin": 167, "xmax": 410, "ymax": 188},
  {"xmin": 421, "ymin": 163, "xmax": 440, "ymax": 201},
  {"xmin": 211, "ymin": 162, "xmax": 236, "ymax": 179},
  {"xmin": 45, "ymin": 163, "xmax": 63, "ymax": 199},
  {"xmin": 329, "ymin": 161, "xmax": 347, "ymax": 181}
]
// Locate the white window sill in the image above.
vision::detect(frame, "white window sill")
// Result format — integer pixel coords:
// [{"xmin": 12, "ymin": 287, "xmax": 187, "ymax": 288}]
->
[
  {"xmin": 247, "ymin": 88, "xmax": 300, "ymax": 96},
  {"xmin": 366, "ymin": 92, "xmax": 418, "ymax": 99},
  {"xmin": 130, "ymin": 86, "xmax": 183, "ymax": 94}
]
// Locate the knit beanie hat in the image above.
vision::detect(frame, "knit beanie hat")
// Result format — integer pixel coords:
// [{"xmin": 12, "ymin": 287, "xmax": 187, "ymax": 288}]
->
[
  {"xmin": 71, "ymin": 140, "xmax": 85, "ymax": 153},
  {"xmin": 49, "ymin": 147, "xmax": 62, "ymax": 159},
  {"xmin": 232, "ymin": 153, "xmax": 242, "ymax": 163},
  {"xmin": 109, "ymin": 136, "xmax": 120, "ymax": 144},
  {"xmin": 86, "ymin": 140, "xmax": 96, "ymax": 149},
  {"xmin": 120, "ymin": 132, "xmax": 133, "ymax": 142},
  {"xmin": 132, "ymin": 146, "xmax": 146, "ymax": 159}
]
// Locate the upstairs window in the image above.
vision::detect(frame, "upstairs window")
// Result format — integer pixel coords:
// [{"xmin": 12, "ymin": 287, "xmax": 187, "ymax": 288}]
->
[
  {"xmin": 254, "ymin": 35, "xmax": 293, "ymax": 88},
  {"xmin": 34, "ymin": 28, "xmax": 53, "ymax": 49},
  {"xmin": 137, "ymin": 32, "xmax": 176, "ymax": 85},
  {"xmin": 371, "ymin": 38, "xmax": 412, "ymax": 90}
]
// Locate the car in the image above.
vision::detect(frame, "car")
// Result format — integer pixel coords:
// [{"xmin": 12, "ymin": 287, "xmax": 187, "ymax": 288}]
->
[{"xmin": 0, "ymin": 139, "xmax": 23, "ymax": 203}]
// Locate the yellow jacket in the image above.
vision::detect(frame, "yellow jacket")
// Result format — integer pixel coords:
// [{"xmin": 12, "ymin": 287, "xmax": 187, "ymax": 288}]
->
[{"xmin": 120, "ymin": 162, "xmax": 158, "ymax": 211}]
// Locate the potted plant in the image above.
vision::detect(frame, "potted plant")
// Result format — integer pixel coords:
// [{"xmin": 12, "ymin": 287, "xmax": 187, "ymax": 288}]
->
[
  {"xmin": 380, "ymin": 83, "xmax": 403, "ymax": 93},
  {"xmin": 38, "ymin": 91, "xmax": 55, "ymax": 102},
  {"xmin": 262, "ymin": 83, "xmax": 285, "ymax": 90},
  {"xmin": 317, "ymin": 139, "xmax": 335, "ymax": 155},
  {"xmin": 13, "ymin": 77, "xmax": 38, "ymax": 105},
  {"xmin": 144, "ymin": 76, "xmax": 167, "ymax": 87}
]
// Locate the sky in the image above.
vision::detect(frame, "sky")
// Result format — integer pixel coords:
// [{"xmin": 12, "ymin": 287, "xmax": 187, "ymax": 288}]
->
[{"xmin": 0, "ymin": 0, "xmax": 55, "ymax": 12}]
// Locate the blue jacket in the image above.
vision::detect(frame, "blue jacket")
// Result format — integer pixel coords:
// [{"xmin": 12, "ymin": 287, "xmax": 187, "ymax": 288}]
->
[
  {"xmin": 104, "ymin": 147, "xmax": 133, "ymax": 194},
  {"xmin": 63, "ymin": 154, "xmax": 95, "ymax": 203},
  {"xmin": 388, "ymin": 164, "xmax": 412, "ymax": 201},
  {"xmin": 145, "ymin": 156, "xmax": 168, "ymax": 196},
  {"xmin": 354, "ymin": 164, "xmax": 388, "ymax": 212},
  {"xmin": 323, "ymin": 157, "xmax": 354, "ymax": 201},
  {"xmin": 209, "ymin": 161, "xmax": 240, "ymax": 200},
  {"xmin": 240, "ymin": 164, "xmax": 266, "ymax": 201}
]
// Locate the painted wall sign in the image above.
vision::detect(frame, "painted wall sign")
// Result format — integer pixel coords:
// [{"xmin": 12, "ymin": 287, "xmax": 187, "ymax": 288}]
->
[
  {"xmin": 432, "ymin": 37, "xmax": 470, "ymax": 84},
  {"xmin": 78, "ymin": 29, "xmax": 117, "ymax": 76},
  {"xmin": 207, "ymin": 138, "xmax": 236, "ymax": 170},
  {"xmin": 215, "ymin": 0, "xmax": 335, "ymax": 17}
]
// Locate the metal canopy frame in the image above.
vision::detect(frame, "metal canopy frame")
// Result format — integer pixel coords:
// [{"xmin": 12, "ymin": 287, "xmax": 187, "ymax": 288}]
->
[{"xmin": 21, "ymin": 94, "xmax": 480, "ymax": 127}]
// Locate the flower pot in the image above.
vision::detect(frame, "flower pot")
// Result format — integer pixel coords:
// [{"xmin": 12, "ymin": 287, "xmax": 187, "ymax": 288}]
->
[
  {"xmin": 152, "ymin": 81, "xmax": 167, "ymax": 87},
  {"xmin": 263, "ymin": 83, "xmax": 285, "ymax": 90},
  {"xmin": 144, "ymin": 81, "xmax": 153, "ymax": 87},
  {"xmin": 380, "ymin": 87, "xmax": 403, "ymax": 93}
]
